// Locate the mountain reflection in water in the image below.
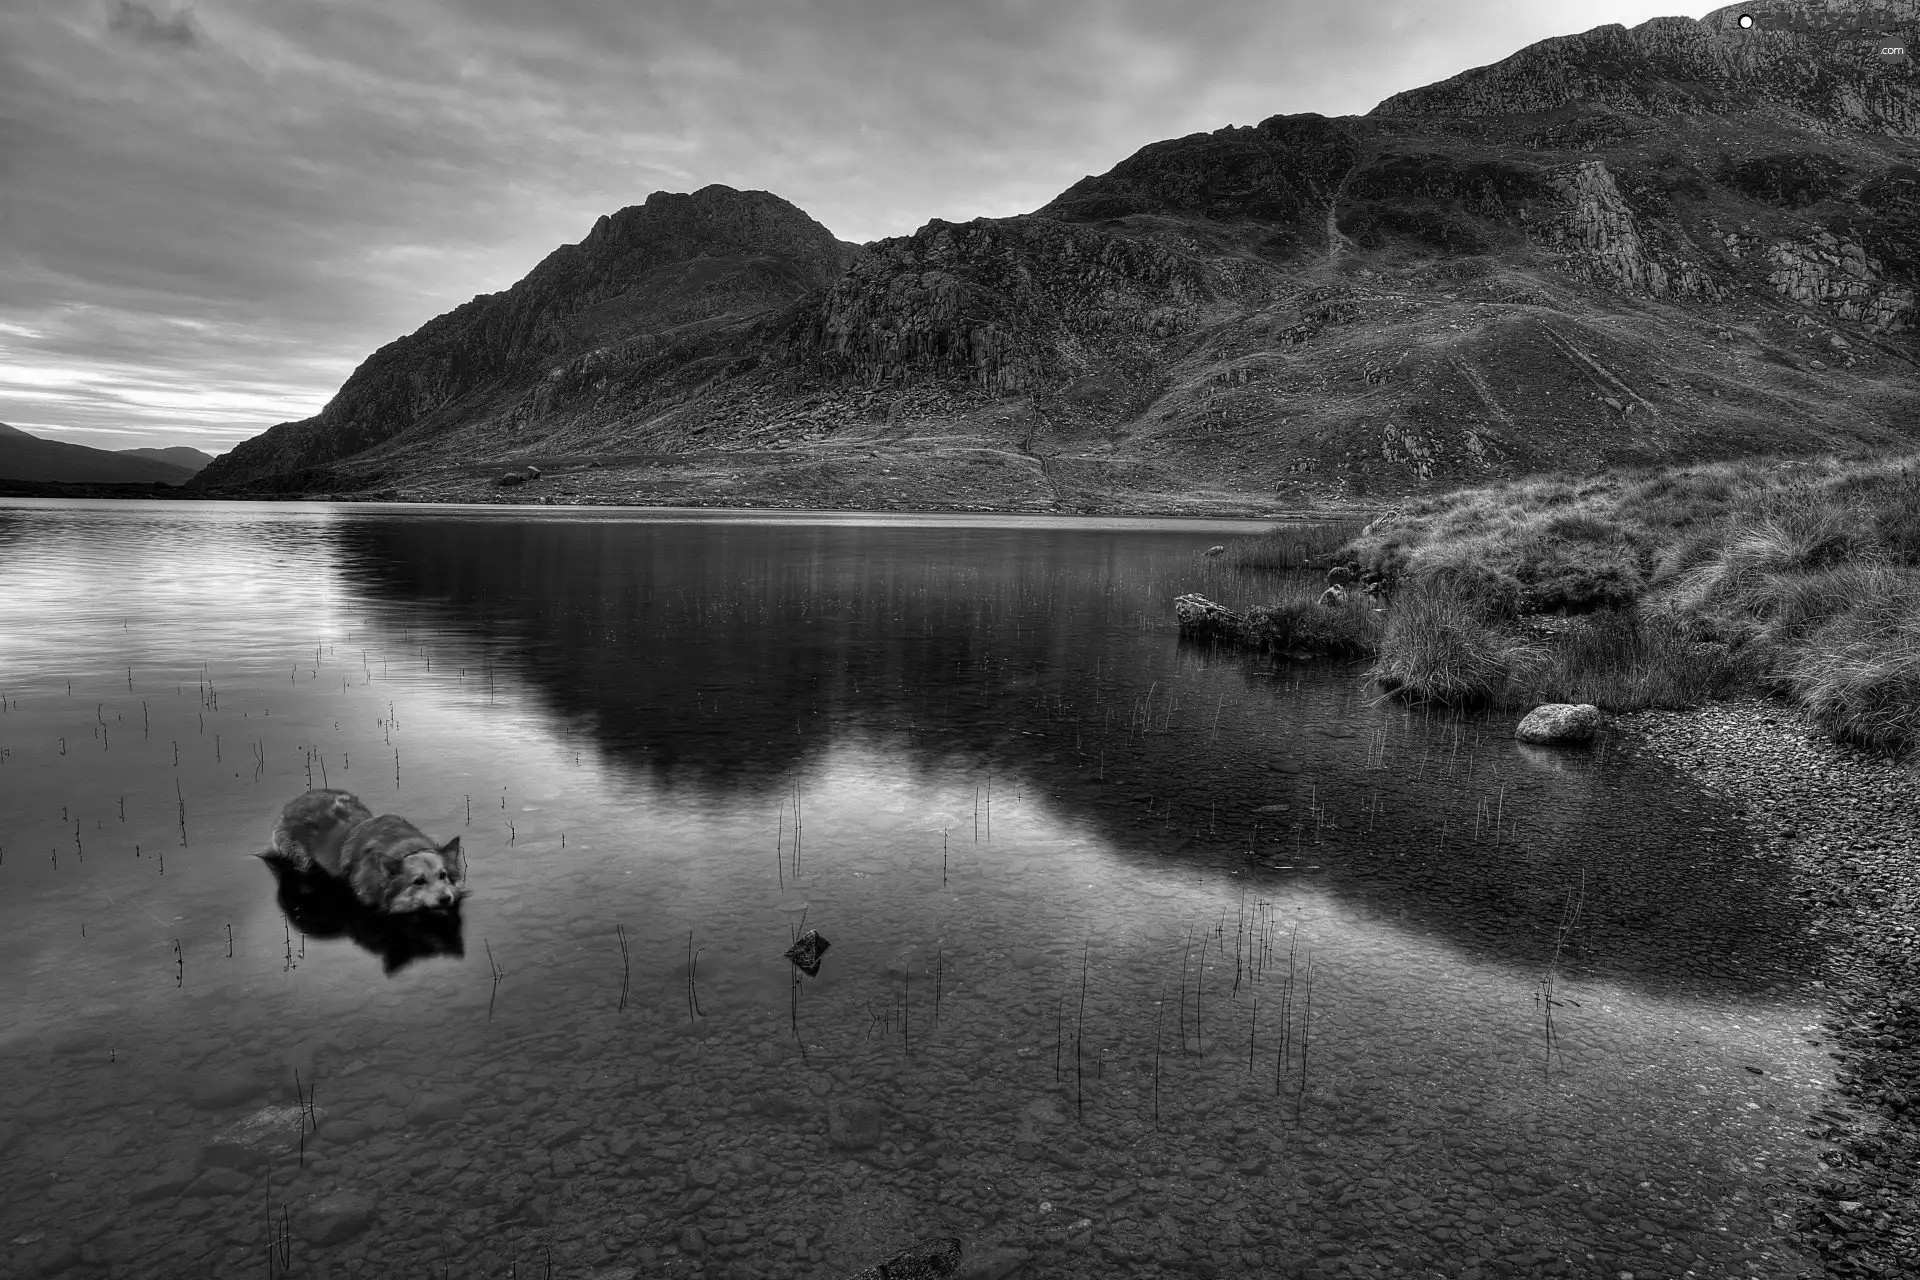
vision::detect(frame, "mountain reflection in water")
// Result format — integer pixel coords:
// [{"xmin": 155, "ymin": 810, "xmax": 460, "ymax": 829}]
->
[
  {"xmin": 331, "ymin": 511, "xmax": 1815, "ymax": 993},
  {"xmin": 0, "ymin": 501, "xmax": 1828, "ymax": 1280}
]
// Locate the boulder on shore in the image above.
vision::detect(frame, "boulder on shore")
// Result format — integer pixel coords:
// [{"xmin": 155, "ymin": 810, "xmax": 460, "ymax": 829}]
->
[
  {"xmin": 1515, "ymin": 703, "xmax": 1601, "ymax": 744},
  {"xmin": 1174, "ymin": 593, "xmax": 1244, "ymax": 641}
]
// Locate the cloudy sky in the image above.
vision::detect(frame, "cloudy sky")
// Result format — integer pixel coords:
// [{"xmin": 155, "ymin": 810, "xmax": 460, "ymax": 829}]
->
[{"xmin": 2, "ymin": 0, "xmax": 1717, "ymax": 454}]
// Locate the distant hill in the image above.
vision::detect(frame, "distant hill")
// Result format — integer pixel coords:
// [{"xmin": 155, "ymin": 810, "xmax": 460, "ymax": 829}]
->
[
  {"xmin": 117, "ymin": 445, "xmax": 214, "ymax": 474},
  {"xmin": 194, "ymin": 0, "xmax": 1920, "ymax": 512},
  {"xmin": 0, "ymin": 423, "xmax": 198, "ymax": 485}
]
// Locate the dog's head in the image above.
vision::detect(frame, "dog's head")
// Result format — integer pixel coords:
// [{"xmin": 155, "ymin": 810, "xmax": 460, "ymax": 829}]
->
[{"xmin": 384, "ymin": 837, "xmax": 464, "ymax": 913}]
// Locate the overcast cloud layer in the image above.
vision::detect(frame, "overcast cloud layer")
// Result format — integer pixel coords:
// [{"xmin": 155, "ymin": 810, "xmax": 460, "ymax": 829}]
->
[{"xmin": 0, "ymin": 0, "xmax": 1715, "ymax": 453}]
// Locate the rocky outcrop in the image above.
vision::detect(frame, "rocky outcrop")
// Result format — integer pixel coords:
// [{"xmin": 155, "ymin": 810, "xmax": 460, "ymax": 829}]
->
[
  {"xmin": 1534, "ymin": 161, "xmax": 1725, "ymax": 300},
  {"xmin": 1515, "ymin": 703, "xmax": 1602, "ymax": 744},
  {"xmin": 192, "ymin": 0, "xmax": 1920, "ymax": 506},
  {"xmin": 196, "ymin": 186, "xmax": 857, "ymax": 488},
  {"xmin": 789, "ymin": 213, "xmax": 1254, "ymax": 394},
  {"xmin": 1037, "ymin": 113, "xmax": 1359, "ymax": 239},
  {"xmin": 1766, "ymin": 230, "xmax": 1914, "ymax": 332},
  {"xmin": 1371, "ymin": 3, "xmax": 1920, "ymax": 137},
  {"xmin": 1174, "ymin": 594, "xmax": 1245, "ymax": 641}
]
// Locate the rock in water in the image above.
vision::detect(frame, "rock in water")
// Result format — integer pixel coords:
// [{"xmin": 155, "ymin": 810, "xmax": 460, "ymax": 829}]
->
[
  {"xmin": 1203, "ymin": 544, "xmax": 1225, "ymax": 556},
  {"xmin": 300, "ymin": 1192, "xmax": 376, "ymax": 1245},
  {"xmin": 783, "ymin": 928, "xmax": 830, "ymax": 976},
  {"xmin": 1174, "ymin": 593, "xmax": 1244, "ymax": 641},
  {"xmin": 1515, "ymin": 703, "xmax": 1601, "ymax": 744},
  {"xmin": 825, "ymin": 1096, "xmax": 884, "ymax": 1149},
  {"xmin": 841, "ymin": 1237, "xmax": 963, "ymax": 1279}
]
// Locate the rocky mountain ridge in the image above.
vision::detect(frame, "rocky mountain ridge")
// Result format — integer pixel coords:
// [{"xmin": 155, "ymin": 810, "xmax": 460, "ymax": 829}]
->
[{"xmin": 195, "ymin": 0, "xmax": 1920, "ymax": 512}]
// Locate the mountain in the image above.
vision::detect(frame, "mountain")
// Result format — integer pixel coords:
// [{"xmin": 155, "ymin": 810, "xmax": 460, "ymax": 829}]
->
[
  {"xmin": 0, "ymin": 423, "xmax": 198, "ymax": 485},
  {"xmin": 117, "ymin": 446, "xmax": 214, "ymax": 474},
  {"xmin": 194, "ymin": 0, "xmax": 1920, "ymax": 512}
]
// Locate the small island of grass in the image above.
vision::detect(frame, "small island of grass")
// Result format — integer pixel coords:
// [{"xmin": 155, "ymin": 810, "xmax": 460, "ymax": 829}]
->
[{"xmin": 1188, "ymin": 452, "xmax": 1920, "ymax": 756}]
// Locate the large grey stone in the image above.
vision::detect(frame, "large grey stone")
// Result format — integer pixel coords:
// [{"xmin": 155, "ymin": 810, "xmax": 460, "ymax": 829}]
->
[
  {"xmin": 301, "ymin": 1192, "xmax": 376, "ymax": 1246},
  {"xmin": 201, "ymin": 1104, "xmax": 309, "ymax": 1169},
  {"xmin": 1514, "ymin": 703, "xmax": 1601, "ymax": 744},
  {"xmin": 406, "ymin": 1086, "xmax": 475, "ymax": 1127}
]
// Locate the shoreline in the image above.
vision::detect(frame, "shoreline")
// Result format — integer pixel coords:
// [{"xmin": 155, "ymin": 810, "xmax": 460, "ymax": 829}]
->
[
  {"xmin": 0, "ymin": 485, "xmax": 1353, "ymax": 525},
  {"xmin": 1610, "ymin": 695, "xmax": 1920, "ymax": 1278}
]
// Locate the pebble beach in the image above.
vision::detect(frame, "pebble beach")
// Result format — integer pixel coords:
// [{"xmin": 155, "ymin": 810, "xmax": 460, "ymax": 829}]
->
[{"xmin": 1612, "ymin": 697, "xmax": 1920, "ymax": 1278}]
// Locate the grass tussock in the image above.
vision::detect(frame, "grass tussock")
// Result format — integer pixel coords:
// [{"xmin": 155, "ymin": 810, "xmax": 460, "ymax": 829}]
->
[
  {"xmin": 1368, "ymin": 583, "xmax": 1540, "ymax": 706},
  {"xmin": 1528, "ymin": 607, "xmax": 1753, "ymax": 712},
  {"xmin": 1241, "ymin": 582, "xmax": 1385, "ymax": 658},
  {"xmin": 1217, "ymin": 519, "xmax": 1368, "ymax": 572},
  {"xmin": 1214, "ymin": 453, "xmax": 1920, "ymax": 753}
]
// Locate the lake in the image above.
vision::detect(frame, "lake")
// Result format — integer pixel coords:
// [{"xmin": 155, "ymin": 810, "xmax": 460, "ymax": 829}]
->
[{"xmin": 0, "ymin": 499, "xmax": 1831, "ymax": 1279}]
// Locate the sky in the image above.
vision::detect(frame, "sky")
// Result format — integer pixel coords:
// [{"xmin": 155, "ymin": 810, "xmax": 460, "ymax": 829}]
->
[{"xmin": 0, "ymin": 0, "xmax": 1720, "ymax": 454}]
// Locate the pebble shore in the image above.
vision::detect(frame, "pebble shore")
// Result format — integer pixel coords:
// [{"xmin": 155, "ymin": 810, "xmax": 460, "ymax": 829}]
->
[{"xmin": 1611, "ymin": 696, "xmax": 1920, "ymax": 1278}]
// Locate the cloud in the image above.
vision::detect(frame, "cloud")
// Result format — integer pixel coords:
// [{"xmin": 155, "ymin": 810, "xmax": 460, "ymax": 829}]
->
[
  {"xmin": 4, "ymin": 0, "xmax": 1720, "ymax": 454},
  {"xmin": 106, "ymin": 1, "xmax": 202, "ymax": 49}
]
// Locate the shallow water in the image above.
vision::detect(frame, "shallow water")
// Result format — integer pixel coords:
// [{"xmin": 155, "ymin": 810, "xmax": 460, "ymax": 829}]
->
[{"xmin": 0, "ymin": 499, "xmax": 1834, "ymax": 1279}]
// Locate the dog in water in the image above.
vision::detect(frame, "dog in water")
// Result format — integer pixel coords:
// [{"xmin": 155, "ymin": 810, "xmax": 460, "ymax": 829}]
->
[{"xmin": 270, "ymin": 788, "xmax": 465, "ymax": 913}]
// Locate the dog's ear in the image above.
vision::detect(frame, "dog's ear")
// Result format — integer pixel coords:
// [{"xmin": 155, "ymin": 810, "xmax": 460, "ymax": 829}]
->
[{"xmin": 439, "ymin": 836, "xmax": 464, "ymax": 884}]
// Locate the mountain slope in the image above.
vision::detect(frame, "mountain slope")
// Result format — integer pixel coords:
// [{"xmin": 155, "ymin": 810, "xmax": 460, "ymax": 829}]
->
[
  {"xmin": 196, "ymin": 186, "xmax": 859, "ymax": 489},
  {"xmin": 194, "ymin": 0, "xmax": 1920, "ymax": 511},
  {"xmin": 0, "ymin": 423, "xmax": 198, "ymax": 485},
  {"xmin": 118, "ymin": 446, "xmax": 213, "ymax": 474}
]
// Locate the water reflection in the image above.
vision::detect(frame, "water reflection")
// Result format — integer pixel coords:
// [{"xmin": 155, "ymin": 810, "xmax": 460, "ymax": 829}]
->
[
  {"xmin": 0, "ymin": 500, "xmax": 1830, "ymax": 1279},
  {"xmin": 329, "ymin": 512, "xmax": 1817, "ymax": 997},
  {"xmin": 259, "ymin": 853, "xmax": 467, "ymax": 976}
]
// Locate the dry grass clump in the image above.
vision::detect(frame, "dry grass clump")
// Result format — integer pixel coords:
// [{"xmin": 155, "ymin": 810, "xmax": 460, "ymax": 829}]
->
[
  {"xmin": 1751, "ymin": 562, "xmax": 1920, "ymax": 753},
  {"xmin": 1527, "ymin": 607, "xmax": 1753, "ymax": 712},
  {"xmin": 1776, "ymin": 610, "xmax": 1920, "ymax": 755},
  {"xmin": 1350, "ymin": 477, "xmax": 1645, "ymax": 614},
  {"xmin": 1241, "ymin": 583, "xmax": 1385, "ymax": 658},
  {"xmin": 1369, "ymin": 582, "xmax": 1541, "ymax": 706},
  {"xmin": 1217, "ymin": 519, "xmax": 1369, "ymax": 572},
  {"xmin": 1208, "ymin": 452, "xmax": 1920, "ymax": 752}
]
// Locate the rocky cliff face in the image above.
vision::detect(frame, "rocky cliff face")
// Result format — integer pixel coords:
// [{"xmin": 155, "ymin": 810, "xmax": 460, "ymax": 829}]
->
[
  {"xmin": 1372, "ymin": 3, "xmax": 1920, "ymax": 135},
  {"xmin": 196, "ymin": 186, "xmax": 858, "ymax": 488},
  {"xmin": 197, "ymin": 0, "xmax": 1920, "ymax": 509}
]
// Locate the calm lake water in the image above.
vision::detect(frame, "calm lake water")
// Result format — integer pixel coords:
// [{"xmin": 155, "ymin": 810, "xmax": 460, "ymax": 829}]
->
[{"xmin": 0, "ymin": 499, "xmax": 1834, "ymax": 1280}]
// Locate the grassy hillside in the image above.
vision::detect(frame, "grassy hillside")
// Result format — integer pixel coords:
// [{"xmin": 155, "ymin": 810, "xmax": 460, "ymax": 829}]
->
[
  {"xmin": 0, "ymin": 423, "xmax": 198, "ymax": 485},
  {"xmin": 1219, "ymin": 450, "xmax": 1920, "ymax": 754}
]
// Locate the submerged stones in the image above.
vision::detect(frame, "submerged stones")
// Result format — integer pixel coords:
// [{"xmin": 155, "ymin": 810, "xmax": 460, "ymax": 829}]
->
[
  {"xmin": 1515, "ymin": 702, "xmax": 1601, "ymax": 744},
  {"xmin": 201, "ymin": 1104, "xmax": 309, "ymax": 1169},
  {"xmin": 844, "ymin": 1236, "xmax": 963, "ymax": 1279},
  {"xmin": 300, "ymin": 1191, "xmax": 376, "ymax": 1245},
  {"xmin": 188, "ymin": 1068, "xmax": 269, "ymax": 1111},
  {"xmin": 825, "ymin": 1096, "xmax": 884, "ymax": 1149}
]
